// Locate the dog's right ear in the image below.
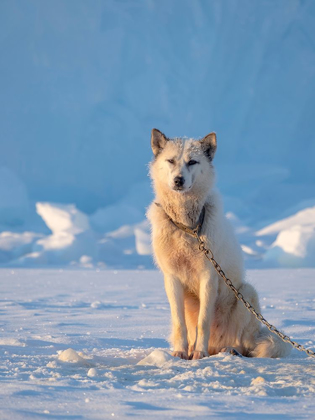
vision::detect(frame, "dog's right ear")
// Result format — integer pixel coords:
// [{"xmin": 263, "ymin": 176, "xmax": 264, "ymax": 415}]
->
[
  {"xmin": 151, "ymin": 129, "xmax": 168, "ymax": 157},
  {"xmin": 199, "ymin": 132, "xmax": 217, "ymax": 161}
]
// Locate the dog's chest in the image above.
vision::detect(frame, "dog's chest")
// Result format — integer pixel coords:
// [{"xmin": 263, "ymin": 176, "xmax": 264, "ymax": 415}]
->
[{"xmin": 155, "ymin": 226, "xmax": 207, "ymax": 292}]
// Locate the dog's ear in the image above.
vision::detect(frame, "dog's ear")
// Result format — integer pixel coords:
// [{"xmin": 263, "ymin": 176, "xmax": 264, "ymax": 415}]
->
[
  {"xmin": 199, "ymin": 132, "xmax": 217, "ymax": 161},
  {"xmin": 151, "ymin": 129, "xmax": 168, "ymax": 157}
]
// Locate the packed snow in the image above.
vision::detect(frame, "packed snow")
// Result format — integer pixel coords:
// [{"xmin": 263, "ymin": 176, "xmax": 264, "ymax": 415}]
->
[{"xmin": 0, "ymin": 268, "xmax": 314, "ymax": 419}]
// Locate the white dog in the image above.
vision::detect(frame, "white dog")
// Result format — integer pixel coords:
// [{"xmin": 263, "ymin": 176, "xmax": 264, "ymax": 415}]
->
[{"xmin": 147, "ymin": 129, "xmax": 290, "ymax": 360}]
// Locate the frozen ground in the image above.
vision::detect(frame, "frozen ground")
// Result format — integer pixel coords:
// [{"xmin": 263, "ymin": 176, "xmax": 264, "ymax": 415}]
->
[{"xmin": 0, "ymin": 268, "xmax": 315, "ymax": 419}]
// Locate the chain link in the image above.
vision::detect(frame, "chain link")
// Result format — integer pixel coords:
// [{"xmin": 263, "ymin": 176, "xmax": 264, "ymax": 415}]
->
[{"xmin": 193, "ymin": 230, "xmax": 315, "ymax": 359}]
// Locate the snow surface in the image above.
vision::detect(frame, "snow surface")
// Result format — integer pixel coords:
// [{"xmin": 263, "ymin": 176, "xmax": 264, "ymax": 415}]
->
[{"xmin": 0, "ymin": 268, "xmax": 315, "ymax": 419}]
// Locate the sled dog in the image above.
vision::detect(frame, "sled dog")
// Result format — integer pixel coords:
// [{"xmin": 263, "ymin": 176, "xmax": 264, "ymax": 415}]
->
[{"xmin": 147, "ymin": 129, "xmax": 290, "ymax": 360}]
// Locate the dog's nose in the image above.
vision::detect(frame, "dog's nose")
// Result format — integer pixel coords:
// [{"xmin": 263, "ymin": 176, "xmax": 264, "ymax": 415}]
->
[{"xmin": 174, "ymin": 176, "xmax": 185, "ymax": 187}]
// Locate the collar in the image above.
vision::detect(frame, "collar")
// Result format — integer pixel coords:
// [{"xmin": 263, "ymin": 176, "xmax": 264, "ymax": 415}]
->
[{"xmin": 155, "ymin": 202, "xmax": 205, "ymax": 237}]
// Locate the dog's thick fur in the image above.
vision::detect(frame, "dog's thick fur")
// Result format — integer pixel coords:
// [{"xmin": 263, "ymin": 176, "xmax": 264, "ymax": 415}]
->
[{"xmin": 147, "ymin": 129, "xmax": 290, "ymax": 360}]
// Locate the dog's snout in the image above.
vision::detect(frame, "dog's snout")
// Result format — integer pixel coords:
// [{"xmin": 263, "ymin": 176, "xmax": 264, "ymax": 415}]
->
[{"xmin": 174, "ymin": 176, "xmax": 185, "ymax": 187}]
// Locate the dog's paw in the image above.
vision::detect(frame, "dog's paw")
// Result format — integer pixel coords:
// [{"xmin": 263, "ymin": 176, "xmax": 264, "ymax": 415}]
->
[
  {"xmin": 220, "ymin": 347, "xmax": 243, "ymax": 357},
  {"xmin": 172, "ymin": 351, "xmax": 188, "ymax": 360},
  {"xmin": 191, "ymin": 350, "xmax": 209, "ymax": 360}
]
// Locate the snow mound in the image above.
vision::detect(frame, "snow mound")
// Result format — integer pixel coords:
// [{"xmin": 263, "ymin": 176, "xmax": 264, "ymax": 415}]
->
[
  {"xmin": 0, "ymin": 200, "xmax": 153, "ymax": 268},
  {"xmin": 36, "ymin": 202, "xmax": 90, "ymax": 235},
  {"xmin": 257, "ymin": 206, "xmax": 315, "ymax": 236},
  {"xmin": 137, "ymin": 349, "xmax": 173, "ymax": 367},
  {"xmin": 58, "ymin": 348, "xmax": 92, "ymax": 366},
  {"xmin": 0, "ymin": 338, "xmax": 25, "ymax": 347},
  {"xmin": 264, "ymin": 225, "xmax": 315, "ymax": 267},
  {"xmin": 14, "ymin": 203, "xmax": 98, "ymax": 265},
  {"xmin": 58, "ymin": 348, "xmax": 85, "ymax": 363},
  {"xmin": 87, "ymin": 368, "xmax": 98, "ymax": 378},
  {"xmin": 257, "ymin": 206, "xmax": 315, "ymax": 267}
]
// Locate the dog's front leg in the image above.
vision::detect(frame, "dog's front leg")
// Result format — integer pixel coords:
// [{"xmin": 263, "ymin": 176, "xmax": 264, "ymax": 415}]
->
[
  {"xmin": 164, "ymin": 274, "xmax": 188, "ymax": 359},
  {"xmin": 192, "ymin": 272, "xmax": 218, "ymax": 360}
]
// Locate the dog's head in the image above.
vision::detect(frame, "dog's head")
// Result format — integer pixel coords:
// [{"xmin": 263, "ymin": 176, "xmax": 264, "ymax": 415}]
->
[{"xmin": 150, "ymin": 129, "xmax": 217, "ymax": 195}]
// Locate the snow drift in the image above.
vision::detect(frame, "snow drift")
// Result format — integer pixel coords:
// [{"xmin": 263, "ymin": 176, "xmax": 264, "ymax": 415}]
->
[
  {"xmin": 0, "ymin": 197, "xmax": 313, "ymax": 268},
  {"xmin": 257, "ymin": 206, "xmax": 315, "ymax": 267}
]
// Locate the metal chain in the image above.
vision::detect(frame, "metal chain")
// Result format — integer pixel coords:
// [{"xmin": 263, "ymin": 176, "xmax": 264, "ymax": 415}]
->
[{"xmin": 193, "ymin": 229, "xmax": 315, "ymax": 359}]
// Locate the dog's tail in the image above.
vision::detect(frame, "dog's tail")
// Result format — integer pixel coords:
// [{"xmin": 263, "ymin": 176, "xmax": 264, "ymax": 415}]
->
[{"xmin": 251, "ymin": 328, "xmax": 291, "ymax": 358}]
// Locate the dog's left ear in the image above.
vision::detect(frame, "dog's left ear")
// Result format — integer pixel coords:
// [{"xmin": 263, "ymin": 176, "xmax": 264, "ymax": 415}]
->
[
  {"xmin": 151, "ymin": 129, "xmax": 168, "ymax": 157},
  {"xmin": 199, "ymin": 132, "xmax": 217, "ymax": 161}
]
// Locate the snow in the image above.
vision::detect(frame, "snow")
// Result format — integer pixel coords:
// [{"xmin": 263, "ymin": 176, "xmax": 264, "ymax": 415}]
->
[
  {"xmin": 134, "ymin": 221, "xmax": 152, "ymax": 256},
  {"xmin": 0, "ymin": 231, "xmax": 43, "ymax": 264},
  {"xmin": 0, "ymin": 1, "xmax": 314, "ymax": 269},
  {"xmin": 0, "ymin": 198, "xmax": 314, "ymax": 268},
  {"xmin": 264, "ymin": 226, "xmax": 315, "ymax": 266},
  {"xmin": 0, "ymin": 268, "xmax": 314, "ymax": 419},
  {"xmin": 0, "ymin": 0, "xmax": 315, "ymax": 216},
  {"xmin": 137, "ymin": 349, "xmax": 174, "ymax": 367},
  {"xmin": 58, "ymin": 348, "xmax": 90, "ymax": 365},
  {"xmin": 257, "ymin": 206, "xmax": 315, "ymax": 237},
  {"xmin": 36, "ymin": 202, "xmax": 90, "ymax": 235},
  {"xmin": 1, "ymin": 1, "xmax": 314, "ymax": 415},
  {"xmin": 256, "ymin": 206, "xmax": 315, "ymax": 267}
]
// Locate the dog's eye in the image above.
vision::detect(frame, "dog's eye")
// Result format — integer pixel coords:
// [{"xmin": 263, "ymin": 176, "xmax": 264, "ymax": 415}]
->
[
  {"xmin": 167, "ymin": 159, "xmax": 175, "ymax": 164},
  {"xmin": 187, "ymin": 160, "xmax": 198, "ymax": 166}
]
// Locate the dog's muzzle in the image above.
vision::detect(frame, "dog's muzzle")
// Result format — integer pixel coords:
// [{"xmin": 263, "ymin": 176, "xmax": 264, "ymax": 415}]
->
[{"xmin": 173, "ymin": 176, "xmax": 185, "ymax": 190}]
